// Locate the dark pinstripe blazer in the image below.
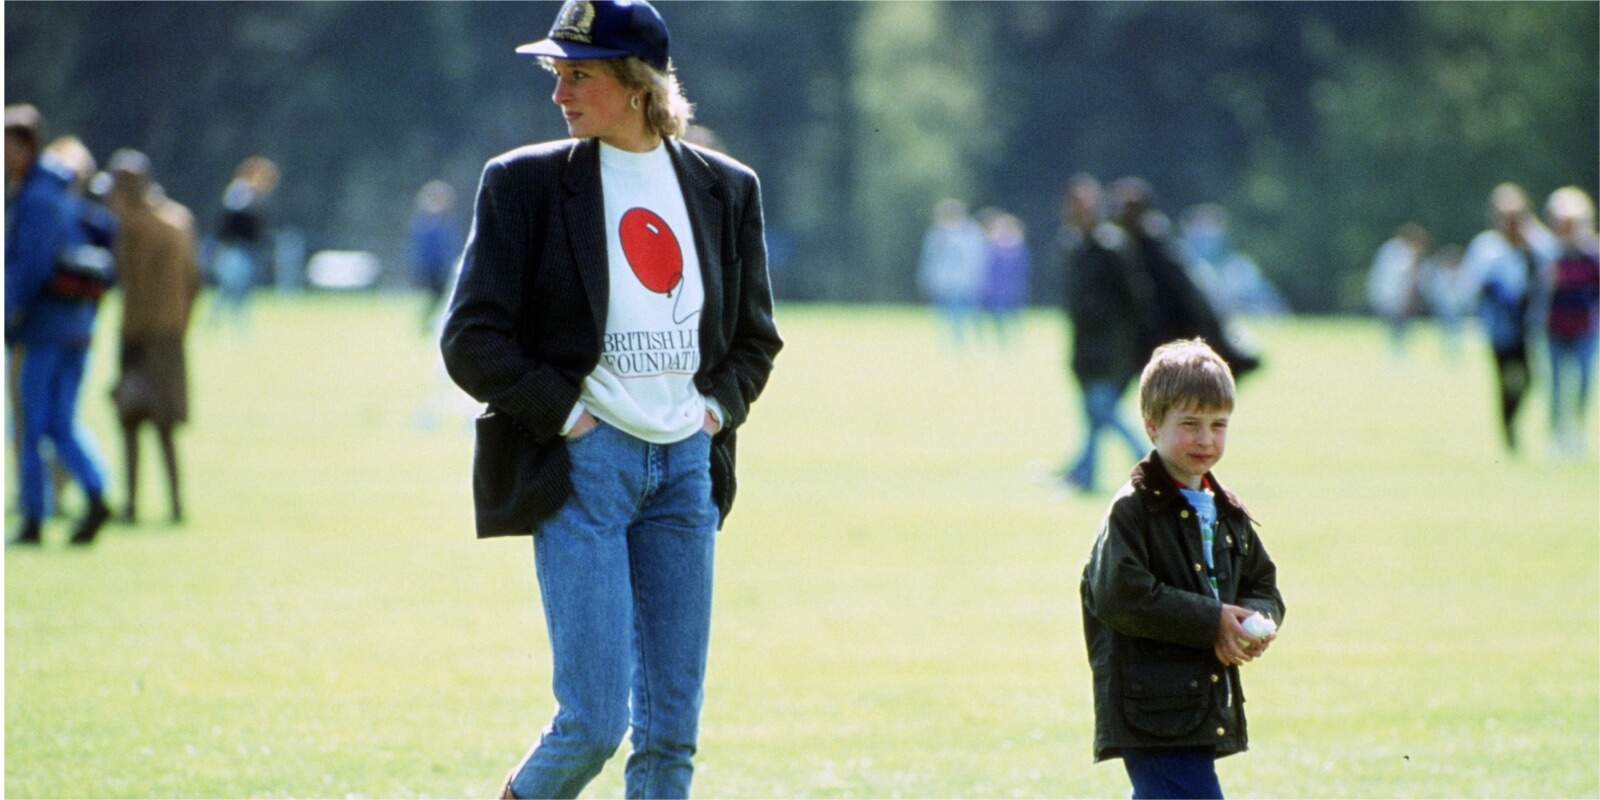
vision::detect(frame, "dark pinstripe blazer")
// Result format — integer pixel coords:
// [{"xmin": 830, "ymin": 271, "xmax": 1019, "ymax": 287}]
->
[{"xmin": 441, "ymin": 136, "xmax": 782, "ymax": 538}]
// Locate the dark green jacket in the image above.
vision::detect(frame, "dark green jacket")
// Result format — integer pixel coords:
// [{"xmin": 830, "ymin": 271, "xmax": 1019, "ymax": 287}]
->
[{"xmin": 1080, "ymin": 452, "xmax": 1285, "ymax": 762}]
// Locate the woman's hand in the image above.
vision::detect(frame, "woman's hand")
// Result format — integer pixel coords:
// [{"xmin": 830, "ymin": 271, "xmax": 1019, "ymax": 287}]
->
[
  {"xmin": 565, "ymin": 410, "xmax": 599, "ymax": 440},
  {"xmin": 702, "ymin": 410, "xmax": 722, "ymax": 435}
]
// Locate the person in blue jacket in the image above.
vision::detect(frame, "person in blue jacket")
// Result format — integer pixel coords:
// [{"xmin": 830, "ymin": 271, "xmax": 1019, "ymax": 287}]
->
[
  {"xmin": 5, "ymin": 105, "xmax": 113, "ymax": 546},
  {"xmin": 408, "ymin": 179, "xmax": 461, "ymax": 334}
]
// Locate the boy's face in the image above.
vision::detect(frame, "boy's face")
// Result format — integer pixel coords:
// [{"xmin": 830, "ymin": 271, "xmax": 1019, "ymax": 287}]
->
[{"xmin": 1145, "ymin": 403, "xmax": 1230, "ymax": 489}]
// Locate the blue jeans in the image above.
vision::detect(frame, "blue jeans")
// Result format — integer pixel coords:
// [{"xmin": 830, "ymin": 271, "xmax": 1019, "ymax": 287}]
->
[
  {"xmin": 1549, "ymin": 331, "xmax": 1598, "ymax": 434},
  {"xmin": 509, "ymin": 421, "xmax": 719, "ymax": 800},
  {"xmin": 1068, "ymin": 380, "xmax": 1146, "ymax": 490},
  {"xmin": 18, "ymin": 343, "xmax": 107, "ymax": 520},
  {"xmin": 1122, "ymin": 747, "xmax": 1224, "ymax": 800},
  {"xmin": 211, "ymin": 245, "xmax": 255, "ymax": 328}
]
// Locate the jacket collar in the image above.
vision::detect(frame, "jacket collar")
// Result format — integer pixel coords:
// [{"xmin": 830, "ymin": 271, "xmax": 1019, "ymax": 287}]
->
[
  {"xmin": 560, "ymin": 139, "xmax": 609, "ymax": 318},
  {"xmin": 664, "ymin": 138, "xmax": 726, "ymax": 351},
  {"xmin": 1129, "ymin": 451, "xmax": 1253, "ymax": 522},
  {"xmin": 558, "ymin": 136, "xmax": 723, "ymax": 198}
]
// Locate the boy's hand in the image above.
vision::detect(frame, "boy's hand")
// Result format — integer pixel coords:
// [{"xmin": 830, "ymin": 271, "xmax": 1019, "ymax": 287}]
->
[{"xmin": 1215, "ymin": 604, "xmax": 1270, "ymax": 666}]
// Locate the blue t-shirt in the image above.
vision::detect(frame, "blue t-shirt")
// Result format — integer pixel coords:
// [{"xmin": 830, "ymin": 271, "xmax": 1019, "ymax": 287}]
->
[{"xmin": 1179, "ymin": 487, "xmax": 1219, "ymax": 599}]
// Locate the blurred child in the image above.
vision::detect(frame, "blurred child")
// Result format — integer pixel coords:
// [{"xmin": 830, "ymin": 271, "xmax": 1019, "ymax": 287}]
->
[
  {"xmin": 916, "ymin": 198, "xmax": 987, "ymax": 347},
  {"xmin": 1080, "ymin": 338, "xmax": 1286, "ymax": 799},
  {"xmin": 1421, "ymin": 243, "xmax": 1471, "ymax": 361},
  {"xmin": 1543, "ymin": 186, "xmax": 1600, "ymax": 458},
  {"xmin": 976, "ymin": 207, "xmax": 1030, "ymax": 347},
  {"xmin": 1368, "ymin": 223, "xmax": 1431, "ymax": 358},
  {"xmin": 408, "ymin": 179, "xmax": 460, "ymax": 335},
  {"xmin": 1461, "ymin": 183, "xmax": 1559, "ymax": 452}
]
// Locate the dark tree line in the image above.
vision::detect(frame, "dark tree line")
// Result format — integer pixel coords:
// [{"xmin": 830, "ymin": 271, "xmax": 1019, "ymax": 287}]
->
[{"xmin": 7, "ymin": 1, "xmax": 1595, "ymax": 311}]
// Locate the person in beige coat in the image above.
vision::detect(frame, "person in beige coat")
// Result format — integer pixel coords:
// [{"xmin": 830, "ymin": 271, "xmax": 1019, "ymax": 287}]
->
[{"xmin": 106, "ymin": 149, "xmax": 200, "ymax": 524}]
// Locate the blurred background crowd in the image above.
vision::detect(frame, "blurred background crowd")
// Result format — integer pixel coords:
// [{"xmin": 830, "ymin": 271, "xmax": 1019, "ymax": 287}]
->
[{"xmin": 6, "ymin": 1, "xmax": 1598, "ymax": 545}]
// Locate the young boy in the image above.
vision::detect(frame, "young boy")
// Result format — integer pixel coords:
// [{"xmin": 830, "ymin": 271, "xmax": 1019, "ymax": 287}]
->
[{"xmin": 1080, "ymin": 338, "xmax": 1285, "ymax": 799}]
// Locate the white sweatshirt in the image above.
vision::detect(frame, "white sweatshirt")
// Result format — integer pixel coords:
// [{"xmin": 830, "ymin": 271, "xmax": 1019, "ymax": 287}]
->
[{"xmin": 565, "ymin": 141, "xmax": 721, "ymax": 444}]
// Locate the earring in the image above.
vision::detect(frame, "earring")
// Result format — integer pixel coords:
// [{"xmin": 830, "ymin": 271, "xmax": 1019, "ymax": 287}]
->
[{"xmin": 631, "ymin": 95, "xmax": 641, "ymax": 110}]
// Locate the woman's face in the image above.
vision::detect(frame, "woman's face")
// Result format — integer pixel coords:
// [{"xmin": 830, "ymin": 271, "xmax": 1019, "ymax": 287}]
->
[{"xmin": 550, "ymin": 59, "xmax": 653, "ymax": 151}]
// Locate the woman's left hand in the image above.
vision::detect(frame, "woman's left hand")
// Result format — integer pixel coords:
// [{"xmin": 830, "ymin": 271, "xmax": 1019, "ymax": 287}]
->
[{"xmin": 703, "ymin": 411, "xmax": 722, "ymax": 435}]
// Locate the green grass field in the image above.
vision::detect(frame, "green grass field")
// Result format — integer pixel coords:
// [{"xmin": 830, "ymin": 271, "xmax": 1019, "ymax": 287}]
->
[{"xmin": 6, "ymin": 297, "xmax": 1598, "ymax": 799}]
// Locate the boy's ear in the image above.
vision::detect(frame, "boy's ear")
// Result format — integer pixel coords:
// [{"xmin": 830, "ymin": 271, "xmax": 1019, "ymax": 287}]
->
[{"xmin": 1142, "ymin": 415, "xmax": 1159, "ymax": 442}]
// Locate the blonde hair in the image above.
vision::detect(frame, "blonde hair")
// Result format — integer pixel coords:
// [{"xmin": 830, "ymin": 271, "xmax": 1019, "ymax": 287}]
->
[
  {"xmin": 1139, "ymin": 338, "xmax": 1236, "ymax": 425},
  {"xmin": 1546, "ymin": 186, "xmax": 1596, "ymax": 232},
  {"xmin": 542, "ymin": 55, "xmax": 694, "ymax": 140},
  {"xmin": 1491, "ymin": 182, "xmax": 1530, "ymax": 216},
  {"xmin": 44, "ymin": 135, "xmax": 95, "ymax": 190},
  {"xmin": 236, "ymin": 155, "xmax": 280, "ymax": 195}
]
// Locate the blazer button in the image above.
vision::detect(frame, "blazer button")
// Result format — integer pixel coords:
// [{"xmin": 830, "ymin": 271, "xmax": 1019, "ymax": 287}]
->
[
  {"xmin": 1181, "ymin": 510, "xmax": 1191, "ymax": 519},
  {"xmin": 1211, "ymin": 674, "xmax": 1221, "ymax": 683},
  {"xmin": 1194, "ymin": 563, "xmax": 1203, "ymax": 573},
  {"xmin": 1217, "ymin": 727, "xmax": 1227, "ymax": 736},
  {"xmin": 1226, "ymin": 535, "xmax": 1234, "ymax": 546}
]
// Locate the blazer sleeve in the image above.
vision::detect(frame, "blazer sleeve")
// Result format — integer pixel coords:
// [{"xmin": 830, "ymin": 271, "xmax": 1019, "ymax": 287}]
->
[
  {"xmin": 441, "ymin": 158, "xmax": 581, "ymax": 443},
  {"xmin": 702, "ymin": 170, "xmax": 782, "ymax": 430},
  {"xmin": 1084, "ymin": 497, "xmax": 1223, "ymax": 649}
]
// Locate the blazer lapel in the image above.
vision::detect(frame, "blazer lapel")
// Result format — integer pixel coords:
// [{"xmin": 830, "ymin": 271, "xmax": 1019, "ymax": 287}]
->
[
  {"xmin": 562, "ymin": 139, "xmax": 609, "ymax": 322},
  {"xmin": 667, "ymin": 139, "xmax": 725, "ymax": 351}
]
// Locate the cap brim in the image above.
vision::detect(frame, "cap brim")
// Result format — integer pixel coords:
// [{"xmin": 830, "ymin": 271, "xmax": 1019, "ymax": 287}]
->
[{"xmin": 515, "ymin": 38, "xmax": 633, "ymax": 61}]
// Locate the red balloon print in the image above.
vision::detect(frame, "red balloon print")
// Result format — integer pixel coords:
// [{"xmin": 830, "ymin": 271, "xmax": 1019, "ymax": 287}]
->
[{"xmin": 619, "ymin": 208, "xmax": 683, "ymax": 295}]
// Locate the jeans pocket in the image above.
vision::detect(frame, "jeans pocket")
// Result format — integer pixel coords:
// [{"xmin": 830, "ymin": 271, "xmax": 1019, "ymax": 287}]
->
[{"xmin": 564, "ymin": 418, "xmax": 606, "ymax": 445}]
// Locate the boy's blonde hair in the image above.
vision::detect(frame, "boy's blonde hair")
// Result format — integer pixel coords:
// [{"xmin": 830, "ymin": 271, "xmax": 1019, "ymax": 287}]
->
[{"xmin": 1139, "ymin": 338, "xmax": 1236, "ymax": 424}]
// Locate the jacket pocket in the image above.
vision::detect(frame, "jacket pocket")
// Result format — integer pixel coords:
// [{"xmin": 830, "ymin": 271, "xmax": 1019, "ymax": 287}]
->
[
  {"xmin": 1120, "ymin": 659, "xmax": 1212, "ymax": 738},
  {"xmin": 473, "ymin": 409, "xmax": 568, "ymax": 537}
]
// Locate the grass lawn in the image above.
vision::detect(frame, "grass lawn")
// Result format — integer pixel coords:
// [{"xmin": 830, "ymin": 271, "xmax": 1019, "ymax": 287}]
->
[{"xmin": 6, "ymin": 296, "xmax": 1598, "ymax": 798}]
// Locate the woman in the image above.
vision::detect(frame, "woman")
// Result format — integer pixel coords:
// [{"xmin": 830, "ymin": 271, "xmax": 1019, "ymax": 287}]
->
[
  {"xmin": 1061, "ymin": 174, "xmax": 1149, "ymax": 493},
  {"xmin": 107, "ymin": 149, "xmax": 201, "ymax": 524},
  {"xmin": 1544, "ymin": 186, "xmax": 1600, "ymax": 457},
  {"xmin": 1461, "ymin": 183, "xmax": 1559, "ymax": 452},
  {"xmin": 439, "ymin": 2, "xmax": 781, "ymax": 797},
  {"xmin": 210, "ymin": 155, "xmax": 277, "ymax": 331}
]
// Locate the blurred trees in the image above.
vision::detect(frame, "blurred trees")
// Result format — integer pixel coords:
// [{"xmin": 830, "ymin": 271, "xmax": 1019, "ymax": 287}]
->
[
  {"xmin": 6, "ymin": 1, "xmax": 1595, "ymax": 311},
  {"xmin": 848, "ymin": 3, "xmax": 996, "ymax": 301},
  {"xmin": 1236, "ymin": 2, "xmax": 1600, "ymax": 307}
]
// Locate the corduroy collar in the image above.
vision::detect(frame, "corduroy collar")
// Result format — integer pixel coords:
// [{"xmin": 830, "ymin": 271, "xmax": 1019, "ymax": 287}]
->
[{"xmin": 1129, "ymin": 451, "xmax": 1254, "ymax": 523}]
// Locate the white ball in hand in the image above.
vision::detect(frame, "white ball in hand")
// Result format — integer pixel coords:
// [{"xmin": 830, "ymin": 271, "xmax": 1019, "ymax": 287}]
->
[{"xmin": 1242, "ymin": 613, "xmax": 1277, "ymax": 638}]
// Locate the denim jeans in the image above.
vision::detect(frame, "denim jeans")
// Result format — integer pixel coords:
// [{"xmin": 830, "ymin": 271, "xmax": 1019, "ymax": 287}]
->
[
  {"xmin": 1068, "ymin": 380, "xmax": 1146, "ymax": 490},
  {"xmin": 17, "ymin": 343, "xmax": 107, "ymax": 520},
  {"xmin": 509, "ymin": 421, "xmax": 719, "ymax": 800},
  {"xmin": 1122, "ymin": 746, "xmax": 1224, "ymax": 800},
  {"xmin": 1549, "ymin": 331, "xmax": 1598, "ymax": 434}
]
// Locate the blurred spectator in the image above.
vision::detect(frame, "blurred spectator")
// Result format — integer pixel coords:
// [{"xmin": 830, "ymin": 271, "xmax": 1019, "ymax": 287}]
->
[
  {"xmin": 1461, "ymin": 182, "xmax": 1560, "ymax": 452},
  {"xmin": 1060, "ymin": 175, "xmax": 1149, "ymax": 492},
  {"xmin": 1367, "ymin": 223, "xmax": 1432, "ymax": 357},
  {"xmin": 1421, "ymin": 243, "xmax": 1472, "ymax": 360},
  {"xmin": 107, "ymin": 149, "xmax": 201, "ymax": 523},
  {"xmin": 1111, "ymin": 177, "xmax": 1261, "ymax": 379},
  {"xmin": 5, "ymin": 107, "xmax": 113, "ymax": 546},
  {"xmin": 210, "ymin": 155, "xmax": 278, "ymax": 332},
  {"xmin": 408, "ymin": 179, "xmax": 462, "ymax": 334},
  {"xmin": 976, "ymin": 207, "xmax": 1030, "ymax": 347},
  {"xmin": 1180, "ymin": 203, "xmax": 1286, "ymax": 317},
  {"xmin": 916, "ymin": 197, "xmax": 987, "ymax": 346},
  {"xmin": 1543, "ymin": 186, "xmax": 1600, "ymax": 458}
]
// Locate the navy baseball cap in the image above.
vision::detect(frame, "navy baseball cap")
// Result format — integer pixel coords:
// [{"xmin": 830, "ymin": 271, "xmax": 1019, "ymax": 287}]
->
[{"xmin": 517, "ymin": 0, "xmax": 670, "ymax": 72}]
